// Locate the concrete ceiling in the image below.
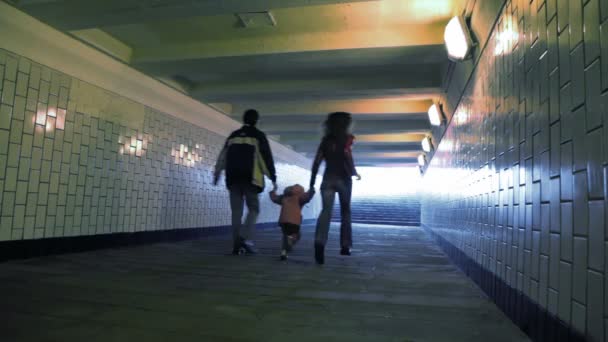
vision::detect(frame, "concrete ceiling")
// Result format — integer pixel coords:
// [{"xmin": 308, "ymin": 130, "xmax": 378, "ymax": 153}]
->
[{"xmin": 8, "ymin": 0, "xmax": 467, "ymax": 166}]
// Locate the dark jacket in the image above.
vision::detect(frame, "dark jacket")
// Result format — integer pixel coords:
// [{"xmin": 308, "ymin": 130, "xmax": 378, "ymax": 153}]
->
[
  {"xmin": 310, "ymin": 134, "xmax": 357, "ymax": 187},
  {"xmin": 215, "ymin": 125, "xmax": 277, "ymax": 193}
]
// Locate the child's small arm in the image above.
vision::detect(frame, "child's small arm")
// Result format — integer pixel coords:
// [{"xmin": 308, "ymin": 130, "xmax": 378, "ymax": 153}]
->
[{"xmin": 269, "ymin": 191, "xmax": 283, "ymax": 205}]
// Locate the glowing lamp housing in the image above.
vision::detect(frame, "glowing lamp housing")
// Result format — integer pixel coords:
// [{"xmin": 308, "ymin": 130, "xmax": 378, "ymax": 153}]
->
[
  {"xmin": 428, "ymin": 103, "xmax": 444, "ymax": 126},
  {"xmin": 444, "ymin": 16, "xmax": 474, "ymax": 61},
  {"xmin": 418, "ymin": 154, "xmax": 426, "ymax": 167},
  {"xmin": 422, "ymin": 136, "xmax": 433, "ymax": 153}
]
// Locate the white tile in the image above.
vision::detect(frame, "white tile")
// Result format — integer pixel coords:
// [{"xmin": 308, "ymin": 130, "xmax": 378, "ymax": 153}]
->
[
  {"xmin": 0, "ymin": 104, "xmax": 12, "ymax": 129},
  {"xmin": 18, "ymin": 58, "xmax": 30, "ymax": 74},
  {"xmin": 588, "ymin": 201, "xmax": 605, "ymax": 271},
  {"xmin": 601, "ymin": 21, "xmax": 608, "ymax": 90},
  {"xmin": 2, "ymin": 191, "xmax": 15, "ymax": 216},
  {"xmin": 34, "ymin": 205, "xmax": 46, "ymax": 229},
  {"xmin": 13, "ymin": 96, "xmax": 25, "ymax": 121},
  {"xmin": 4, "ymin": 55, "xmax": 18, "ymax": 81},
  {"xmin": 573, "ymin": 171, "xmax": 589, "ymax": 236},
  {"xmin": 1, "ymin": 80, "xmax": 15, "ymax": 106},
  {"xmin": 539, "ymin": 255, "xmax": 549, "ymax": 307},
  {"xmin": 4, "ymin": 167, "xmax": 17, "ymax": 191},
  {"xmin": 28, "ymin": 65, "xmax": 40, "ymax": 89},
  {"xmin": 0, "ymin": 128, "xmax": 8, "ymax": 155},
  {"xmin": 0, "ymin": 216, "xmax": 12, "ymax": 241},
  {"xmin": 0, "ymin": 154, "xmax": 6, "ymax": 179},
  {"xmin": 15, "ymin": 181, "xmax": 27, "ymax": 205},
  {"xmin": 23, "ymin": 216, "xmax": 35, "ymax": 239},
  {"xmin": 572, "ymin": 237, "xmax": 588, "ymax": 303},
  {"xmin": 13, "ymin": 205, "xmax": 25, "ymax": 229},
  {"xmin": 586, "ymin": 270, "xmax": 604, "ymax": 341},
  {"xmin": 15, "ymin": 72, "xmax": 27, "ymax": 97},
  {"xmin": 571, "ymin": 300, "xmax": 587, "ymax": 335},
  {"xmin": 558, "ymin": 261, "xmax": 573, "ymax": 322}
]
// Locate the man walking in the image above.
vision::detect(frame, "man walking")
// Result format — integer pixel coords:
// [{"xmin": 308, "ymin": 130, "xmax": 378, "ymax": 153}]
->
[{"xmin": 214, "ymin": 109, "xmax": 277, "ymax": 255}]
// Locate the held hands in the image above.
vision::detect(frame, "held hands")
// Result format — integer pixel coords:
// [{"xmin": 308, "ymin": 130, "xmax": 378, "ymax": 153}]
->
[
  {"xmin": 355, "ymin": 173, "xmax": 362, "ymax": 181},
  {"xmin": 213, "ymin": 172, "xmax": 220, "ymax": 186},
  {"xmin": 272, "ymin": 182, "xmax": 278, "ymax": 192}
]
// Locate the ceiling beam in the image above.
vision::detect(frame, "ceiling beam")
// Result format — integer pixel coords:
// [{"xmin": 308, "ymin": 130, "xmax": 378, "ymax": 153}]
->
[
  {"xmin": 190, "ymin": 68, "xmax": 444, "ymax": 103},
  {"xmin": 16, "ymin": 0, "xmax": 381, "ymax": 30},
  {"xmin": 229, "ymin": 98, "xmax": 434, "ymax": 117},
  {"xmin": 134, "ymin": 46, "xmax": 447, "ymax": 77},
  {"xmin": 69, "ymin": 28, "xmax": 133, "ymax": 63},
  {"xmin": 276, "ymin": 132, "xmax": 427, "ymax": 144},
  {"xmin": 289, "ymin": 142, "xmax": 422, "ymax": 154},
  {"xmin": 131, "ymin": 24, "xmax": 446, "ymax": 63},
  {"xmin": 260, "ymin": 118, "xmax": 430, "ymax": 135}
]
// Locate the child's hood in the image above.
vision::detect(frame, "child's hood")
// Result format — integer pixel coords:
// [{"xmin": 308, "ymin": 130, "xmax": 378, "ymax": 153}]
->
[{"xmin": 284, "ymin": 184, "xmax": 305, "ymax": 197}]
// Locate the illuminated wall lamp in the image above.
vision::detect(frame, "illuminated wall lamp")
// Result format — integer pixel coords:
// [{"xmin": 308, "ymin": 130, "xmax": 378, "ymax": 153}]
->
[
  {"xmin": 421, "ymin": 136, "xmax": 434, "ymax": 153},
  {"xmin": 444, "ymin": 15, "xmax": 475, "ymax": 61},
  {"xmin": 417, "ymin": 154, "xmax": 426, "ymax": 167},
  {"xmin": 428, "ymin": 103, "xmax": 445, "ymax": 126}
]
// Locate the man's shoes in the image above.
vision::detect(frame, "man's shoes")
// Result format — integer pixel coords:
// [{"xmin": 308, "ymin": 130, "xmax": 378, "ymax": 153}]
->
[
  {"xmin": 280, "ymin": 250, "xmax": 288, "ymax": 261},
  {"xmin": 240, "ymin": 238, "xmax": 258, "ymax": 254},
  {"xmin": 314, "ymin": 243, "xmax": 325, "ymax": 265},
  {"xmin": 340, "ymin": 247, "xmax": 351, "ymax": 256},
  {"xmin": 232, "ymin": 247, "xmax": 243, "ymax": 255}
]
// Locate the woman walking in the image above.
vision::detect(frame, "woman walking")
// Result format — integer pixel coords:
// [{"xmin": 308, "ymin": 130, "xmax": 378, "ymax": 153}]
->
[{"xmin": 309, "ymin": 112, "xmax": 361, "ymax": 265}]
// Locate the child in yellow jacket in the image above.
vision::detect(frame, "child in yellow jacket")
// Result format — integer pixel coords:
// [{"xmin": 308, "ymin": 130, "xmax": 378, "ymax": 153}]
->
[{"xmin": 270, "ymin": 184, "xmax": 315, "ymax": 260}]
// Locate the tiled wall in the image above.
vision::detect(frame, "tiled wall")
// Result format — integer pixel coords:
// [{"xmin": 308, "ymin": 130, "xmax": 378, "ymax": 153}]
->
[
  {"xmin": 0, "ymin": 48, "xmax": 318, "ymax": 242},
  {"xmin": 422, "ymin": 0, "xmax": 608, "ymax": 340}
]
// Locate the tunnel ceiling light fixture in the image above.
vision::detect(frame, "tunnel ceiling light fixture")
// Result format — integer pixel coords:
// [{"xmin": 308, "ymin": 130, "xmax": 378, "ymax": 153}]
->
[
  {"xmin": 421, "ymin": 136, "xmax": 434, "ymax": 153},
  {"xmin": 428, "ymin": 103, "xmax": 445, "ymax": 126},
  {"xmin": 417, "ymin": 154, "xmax": 426, "ymax": 167},
  {"xmin": 444, "ymin": 15, "xmax": 474, "ymax": 61}
]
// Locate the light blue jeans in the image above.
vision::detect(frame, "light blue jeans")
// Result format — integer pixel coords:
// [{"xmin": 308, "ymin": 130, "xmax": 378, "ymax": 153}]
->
[{"xmin": 314, "ymin": 177, "xmax": 352, "ymax": 248}]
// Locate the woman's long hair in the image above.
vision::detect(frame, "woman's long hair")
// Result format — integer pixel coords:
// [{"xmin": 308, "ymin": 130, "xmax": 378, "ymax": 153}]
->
[{"xmin": 323, "ymin": 112, "xmax": 352, "ymax": 140}]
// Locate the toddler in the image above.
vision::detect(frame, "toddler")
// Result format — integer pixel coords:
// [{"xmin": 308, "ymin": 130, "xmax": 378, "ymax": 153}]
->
[{"xmin": 270, "ymin": 184, "xmax": 315, "ymax": 260}]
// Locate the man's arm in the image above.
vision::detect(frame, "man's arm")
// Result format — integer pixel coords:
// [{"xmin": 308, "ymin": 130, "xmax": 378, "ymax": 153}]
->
[
  {"xmin": 258, "ymin": 133, "xmax": 277, "ymax": 185},
  {"xmin": 213, "ymin": 139, "xmax": 229, "ymax": 185}
]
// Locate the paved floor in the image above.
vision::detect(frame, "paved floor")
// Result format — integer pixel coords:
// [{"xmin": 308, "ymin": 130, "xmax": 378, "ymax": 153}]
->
[{"xmin": 0, "ymin": 224, "xmax": 529, "ymax": 342}]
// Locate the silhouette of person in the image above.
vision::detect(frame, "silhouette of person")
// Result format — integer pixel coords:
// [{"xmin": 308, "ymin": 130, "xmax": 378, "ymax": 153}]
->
[
  {"xmin": 309, "ymin": 112, "xmax": 361, "ymax": 264},
  {"xmin": 214, "ymin": 109, "xmax": 277, "ymax": 255}
]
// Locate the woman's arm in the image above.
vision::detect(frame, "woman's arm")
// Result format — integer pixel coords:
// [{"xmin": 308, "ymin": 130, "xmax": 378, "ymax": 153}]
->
[
  {"xmin": 345, "ymin": 136, "xmax": 359, "ymax": 179},
  {"xmin": 346, "ymin": 148, "xmax": 359, "ymax": 178},
  {"xmin": 299, "ymin": 189, "xmax": 315, "ymax": 206},
  {"xmin": 309, "ymin": 140, "xmax": 325, "ymax": 188}
]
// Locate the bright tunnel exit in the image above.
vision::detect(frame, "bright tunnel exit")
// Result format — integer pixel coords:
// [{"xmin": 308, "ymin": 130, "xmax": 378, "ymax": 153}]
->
[
  {"xmin": 330, "ymin": 166, "xmax": 422, "ymax": 227},
  {"xmin": 352, "ymin": 166, "xmax": 422, "ymax": 198}
]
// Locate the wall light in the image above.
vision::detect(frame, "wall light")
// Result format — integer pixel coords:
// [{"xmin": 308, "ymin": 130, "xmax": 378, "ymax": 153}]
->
[
  {"xmin": 428, "ymin": 103, "xmax": 445, "ymax": 126},
  {"xmin": 417, "ymin": 154, "xmax": 426, "ymax": 166},
  {"xmin": 444, "ymin": 15, "xmax": 474, "ymax": 61},
  {"xmin": 421, "ymin": 136, "xmax": 434, "ymax": 153}
]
